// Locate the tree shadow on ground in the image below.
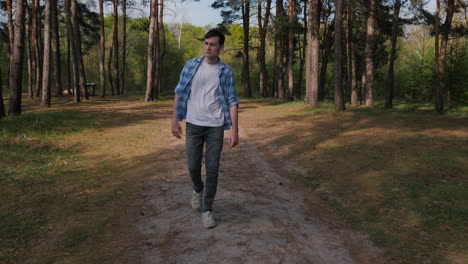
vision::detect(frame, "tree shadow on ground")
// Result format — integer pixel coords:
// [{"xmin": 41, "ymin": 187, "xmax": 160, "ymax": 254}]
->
[{"xmin": 241, "ymin": 104, "xmax": 467, "ymax": 264}]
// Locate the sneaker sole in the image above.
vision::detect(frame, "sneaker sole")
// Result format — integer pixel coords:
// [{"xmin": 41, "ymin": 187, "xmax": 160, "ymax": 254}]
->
[{"xmin": 204, "ymin": 222, "xmax": 217, "ymax": 229}]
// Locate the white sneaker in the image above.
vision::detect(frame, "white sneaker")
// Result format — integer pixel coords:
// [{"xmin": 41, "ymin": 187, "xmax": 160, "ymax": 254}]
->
[
  {"xmin": 202, "ymin": 211, "xmax": 217, "ymax": 228},
  {"xmin": 191, "ymin": 190, "xmax": 202, "ymax": 210}
]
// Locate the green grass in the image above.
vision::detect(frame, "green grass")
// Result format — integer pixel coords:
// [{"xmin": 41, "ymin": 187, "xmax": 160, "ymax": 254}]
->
[
  {"xmin": 277, "ymin": 102, "xmax": 468, "ymax": 264},
  {"xmin": 0, "ymin": 107, "xmax": 129, "ymax": 263},
  {"xmin": 0, "ymin": 109, "xmax": 99, "ymax": 139},
  {"xmin": 251, "ymin": 98, "xmax": 467, "ymax": 262}
]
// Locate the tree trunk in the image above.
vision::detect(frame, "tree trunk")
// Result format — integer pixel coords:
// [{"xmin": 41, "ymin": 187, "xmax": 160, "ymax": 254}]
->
[
  {"xmin": 121, "ymin": 0, "xmax": 127, "ymax": 95},
  {"xmin": 112, "ymin": 0, "xmax": 120, "ymax": 95},
  {"xmin": 318, "ymin": 21, "xmax": 334, "ymax": 101},
  {"xmin": 52, "ymin": 0, "xmax": 63, "ymax": 96},
  {"xmin": 152, "ymin": 3, "xmax": 160, "ymax": 100},
  {"xmin": 334, "ymin": 0, "xmax": 345, "ymax": 111},
  {"xmin": 99, "ymin": 0, "xmax": 106, "ymax": 97},
  {"xmin": 31, "ymin": 0, "xmax": 38, "ymax": 98},
  {"xmin": 434, "ymin": 0, "xmax": 441, "ymax": 112},
  {"xmin": 158, "ymin": 0, "xmax": 166, "ymax": 95},
  {"xmin": 145, "ymin": 0, "xmax": 158, "ymax": 102},
  {"xmin": 108, "ymin": 41, "xmax": 114, "ymax": 96},
  {"xmin": 67, "ymin": 23, "xmax": 72, "ymax": 96},
  {"xmin": 41, "ymin": 0, "xmax": 52, "ymax": 108},
  {"xmin": 26, "ymin": 7, "xmax": 34, "ymax": 99},
  {"xmin": 75, "ymin": 0, "xmax": 88, "ymax": 99},
  {"xmin": 242, "ymin": 0, "xmax": 252, "ymax": 97},
  {"xmin": 33, "ymin": 0, "xmax": 43, "ymax": 98},
  {"xmin": 6, "ymin": 0, "xmax": 14, "ymax": 75},
  {"xmin": 435, "ymin": 0, "xmax": 455, "ymax": 113},
  {"xmin": 7, "ymin": 0, "xmax": 14, "ymax": 52},
  {"xmin": 66, "ymin": 0, "xmax": 80, "ymax": 102},
  {"xmin": 287, "ymin": 0, "xmax": 295, "ymax": 100},
  {"xmin": 8, "ymin": 0, "xmax": 26, "ymax": 116},
  {"xmin": 360, "ymin": 69, "xmax": 366, "ymax": 105},
  {"xmin": 297, "ymin": 0, "xmax": 307, "ymax": 100},
  {"xmin": 347, "ymin": 0, "xmax": 357, "ymax": 106},
  {"xmin": 0, "ymin": 41, "xmax": 5, "ymax": 119},
  {"xmin": 274, "ymin": 0, "xmax": 286, "ymax": 99},
  {"xmin": 72, "ymin": 0, "xmax": 88, "ymax": 99},
  {"xmin": 385, "ymin": 0, "xmax": 400, "ymax": 109},
  {"xmin": 257, "ymin": 0, "xmax": 272, "ymax": 97},
  {"xmin": 306, "ymin": 0, "xmax": 320, "ymax": 105},
  {"xmin": 364, "ymin": 0, "xmax": 376, "ymax": 106}
]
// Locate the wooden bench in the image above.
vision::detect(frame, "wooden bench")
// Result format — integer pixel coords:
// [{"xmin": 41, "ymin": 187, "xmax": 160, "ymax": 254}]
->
[
  {"xmin": 86, "ymin": 83, "xmax": 96, "ymax": 96},
  {"xmin": 77, "ymin": 83, "xmax": 97, "ymax": 96}
]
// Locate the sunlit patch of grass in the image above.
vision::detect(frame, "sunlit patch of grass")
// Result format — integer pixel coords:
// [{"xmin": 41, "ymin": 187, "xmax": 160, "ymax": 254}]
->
[
  {"xmin": 0, "ymin": 104, "xmax": 138, "ymax": 263},
  {"xmin": 0, "ymin": 139, "xmax": 82, "ymax": 262},
  {"xmin": 278, "ymin": 104, "xmax": 468, "ymax": 263},
  {"xmin": 0, "ymin": 109, "xmax": 98, "ymax": 139}
]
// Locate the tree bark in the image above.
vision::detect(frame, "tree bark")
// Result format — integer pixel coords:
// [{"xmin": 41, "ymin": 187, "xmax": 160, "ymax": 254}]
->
[
  {"xmin": 435, "ymin": 0, "xmax": 455, "ymax": 113},
  {"xmin": 121, "ymin": 0, "xmax": 127, "ymax": 94},
  {"xmin": 112, "ymin": 0, "xmax": 120, "ymax": 95},
  {"xmin": 385, "ymin": 0, "xmax": 400, "ymax": 109},
  {"xmin": 334, "ymin": 0, "xmax": 345, "ymax": 111},
  {"xmin": 8, "ymin": 0, "xmax": 26, "ymax": 116},
  {"xmin": 434, "ymin": 0, "xmax": 441, "ymax": 112},
  {"xmin": 66, "ymin": 22, "xmax": 72, "ymax": 96},
  {"xmin": 274, "ymin": 0, "xmax": 286, "ymax": 99},
  {"xmin": 257, "ymin": 0, "xmax": 272, "ymax": 97},
  {"xmin": 287, "ymin": 0, "xmax": 295, "ymax": 100},
  {"xmin": 65, "ymin": 0, "xmax": 80, "ymax": 102},
  {"xmin": 297, "ymin": 0, "xmax": 307, "ymax": 100},
  {"xmin": 145, "ymin": 0, "xmax": 158, "ymax": 101},
  {"xmin": 360, "ymin": 68, "xmax": 366, "ymax": 105},
  {"xmin": 152, "ymin": 2, "xmax": 160, "ymax": 100},
  {"xmin": 364, "ymin": 0, "xmax": 376, "ymax": 106},
  {"xmin": 347, "ymin": 0, "xmax": 357, "ymax": 106},
  {"xmin": 0, "ymin": 41, "xmax": 5, "ymax": 119},
  {"xmin": 242, "ymin": 0, "xmax": 252, "ymax": 97},
  {"xmin": 42, "ymin": 0, "xmax": 52, "ymax": 108},
  {"xmin": 6, "ymin": 0, "xmax": 14, "ymax": 65},
  {"xmin": 31, "ymin": 0, "xmax": 38, "ymax": 98},
  {"xmin": 52, "ymin": 0, "xmax": 63, "ymax": 96},
  {"xmin": 318, "ymin": 21, "xmax": 334, "ymax": 101},
  {"xmin": 6, "ymin": 0, "xmax": 14, "ymax": 47},
  {"xmin": 158, "ymin": 0, "xmax": 166, "ymax": 95},
  {"xmin": 74, "ymin": 0, "xmax": 88, "ymax": 99},
  {"xmin": 33, "ymin": 0, "xmax": 43, "ymax": 98},
  {"xmin": 306, "ymin": 0, "xmax": 320, "ymax": 105},
  {"xmin": 26, "ymin": 6, "xmax": 34, "ymax": 99},
  {"xmin": 108, "ymin": 40, "xmax": 114, "ymax": 96},
  {"xmin": 99, "ymin": 0, "xmax": 106, "ymax": 97}
]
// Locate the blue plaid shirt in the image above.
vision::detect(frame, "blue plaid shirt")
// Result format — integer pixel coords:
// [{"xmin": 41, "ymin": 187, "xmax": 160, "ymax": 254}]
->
[{"xmin": 175, "ymin": 56, "xmax": 239, "ymax": 130}]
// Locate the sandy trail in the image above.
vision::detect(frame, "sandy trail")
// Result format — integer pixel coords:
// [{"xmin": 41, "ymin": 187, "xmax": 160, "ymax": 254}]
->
[{"xmin": 134, "ymin": 111, "xmax": 383, "ymax": 263}]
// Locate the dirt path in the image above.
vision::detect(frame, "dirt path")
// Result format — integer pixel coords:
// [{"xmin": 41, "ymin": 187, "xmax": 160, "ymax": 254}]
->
[{"xmin": 131, "ymin": 103, "xmax": 384, "ymax": 263}]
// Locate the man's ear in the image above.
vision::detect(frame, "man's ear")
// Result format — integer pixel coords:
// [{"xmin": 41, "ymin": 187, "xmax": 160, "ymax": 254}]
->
[{"xmin": 220, "ymin": 45, "xmax": 225, "ymax": 52}]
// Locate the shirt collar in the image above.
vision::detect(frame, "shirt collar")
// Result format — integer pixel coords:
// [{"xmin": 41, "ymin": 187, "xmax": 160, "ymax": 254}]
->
[{"xmin": 197, "ymin": 56, "xmax": 226, "ymax": 70}]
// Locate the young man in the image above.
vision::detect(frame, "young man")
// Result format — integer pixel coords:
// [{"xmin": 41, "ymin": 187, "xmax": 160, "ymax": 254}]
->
[{"xmin": 171, "ymin": 29, "xmax": 239, "ymax": 228}]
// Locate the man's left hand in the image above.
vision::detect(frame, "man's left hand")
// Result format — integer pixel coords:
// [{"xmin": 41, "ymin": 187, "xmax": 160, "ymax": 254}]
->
[{"xmin": 227, "ymin": 132, "xmax": 239, "ymax": 150}]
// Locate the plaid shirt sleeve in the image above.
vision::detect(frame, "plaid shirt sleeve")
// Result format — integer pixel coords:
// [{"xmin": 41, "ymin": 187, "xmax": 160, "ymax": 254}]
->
[
  {"xmin": 174, "ymin": 59, "xmax": 197, "ymax": 121},
  {"xmin": 224, "ymin": 66, "xmax": 239, "ymax": 109}
]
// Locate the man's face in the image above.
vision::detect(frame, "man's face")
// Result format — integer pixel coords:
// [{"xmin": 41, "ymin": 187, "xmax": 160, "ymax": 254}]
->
[{"xmin": 204, "ymin": 36, "xmax": 224, "ymax": 59}]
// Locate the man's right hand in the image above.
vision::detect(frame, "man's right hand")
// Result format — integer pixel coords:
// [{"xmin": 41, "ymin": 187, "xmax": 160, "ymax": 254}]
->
[{"xmin": 171, "ymin": 120, "xmax": 182, "ymax": 139}]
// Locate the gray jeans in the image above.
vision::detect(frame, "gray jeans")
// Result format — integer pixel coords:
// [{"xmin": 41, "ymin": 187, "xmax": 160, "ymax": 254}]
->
[{"xmin": 186, "ymin": 122, "xmax": 224, "ymax": 212}]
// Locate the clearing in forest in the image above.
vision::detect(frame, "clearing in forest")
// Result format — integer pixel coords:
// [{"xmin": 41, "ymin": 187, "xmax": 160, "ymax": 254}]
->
[{"xmin": 1, "ymin": 96, "xmax": 466, "ymax": 264}]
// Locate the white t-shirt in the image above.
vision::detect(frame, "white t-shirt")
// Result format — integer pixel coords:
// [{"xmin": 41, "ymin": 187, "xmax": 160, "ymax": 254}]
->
[{"xmin": 186, "ymin": 60, "xmax": 224, "ymax": 127}]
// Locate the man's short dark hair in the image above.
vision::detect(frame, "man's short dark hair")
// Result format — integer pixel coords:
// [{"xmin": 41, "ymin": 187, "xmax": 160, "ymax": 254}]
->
[{"xmin": 204, "ymin": 29, "xmax": 225, "ymax": 46}]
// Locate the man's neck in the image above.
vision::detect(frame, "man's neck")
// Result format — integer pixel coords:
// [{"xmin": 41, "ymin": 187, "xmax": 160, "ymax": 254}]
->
[{"xmin": 204, "ymin": 56, "xmax": 219, "ymax": 64}]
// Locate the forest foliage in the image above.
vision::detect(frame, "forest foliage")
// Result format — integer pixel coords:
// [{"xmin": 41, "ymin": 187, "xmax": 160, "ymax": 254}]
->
[{"xmin": 0, "ymin": 0, "xmax": 466, "ymax": 112}]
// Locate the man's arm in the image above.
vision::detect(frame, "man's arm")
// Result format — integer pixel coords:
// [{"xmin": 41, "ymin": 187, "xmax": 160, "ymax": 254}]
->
[
  {"xmin": 171, "ymin": 94, "xmax": 182, "ymax": 138},
  {"xmin": 227, "ymin": 104, "xmax": 239, "ymax": 149}
]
